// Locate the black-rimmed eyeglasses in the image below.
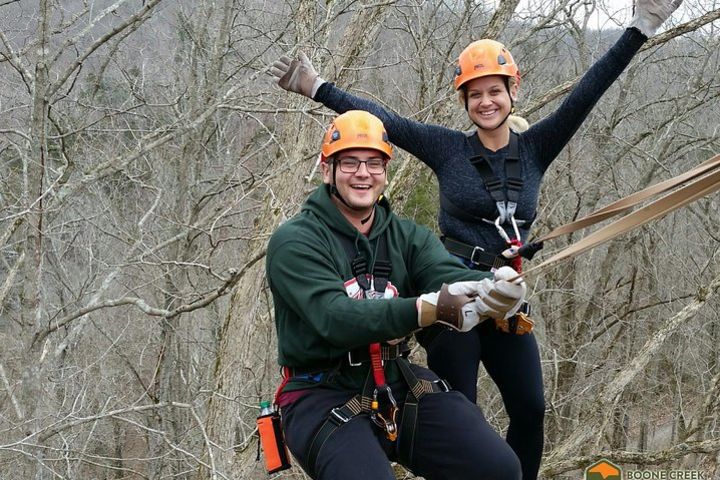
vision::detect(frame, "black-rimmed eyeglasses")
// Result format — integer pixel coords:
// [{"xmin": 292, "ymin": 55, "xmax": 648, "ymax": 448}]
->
[{"xmin": 337, "ymin": 158, "xmax": 387, "ymax": 174}]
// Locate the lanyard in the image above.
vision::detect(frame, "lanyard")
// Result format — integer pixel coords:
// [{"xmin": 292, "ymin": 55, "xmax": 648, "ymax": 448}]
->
[{"xmin": 515, "ymin": 153, "xmax": 720, "ymax": 281}]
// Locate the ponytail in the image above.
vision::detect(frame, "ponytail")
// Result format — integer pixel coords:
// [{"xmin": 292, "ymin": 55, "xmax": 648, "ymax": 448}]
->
[{"xmin": 507, "ymin": 114, "xmax": 529, "ymax": 133}]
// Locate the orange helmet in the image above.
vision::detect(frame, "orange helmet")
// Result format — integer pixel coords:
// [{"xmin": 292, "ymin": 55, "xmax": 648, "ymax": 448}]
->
[
  {"xmin": 454, "ymin": 39, "xmax": 520, "ymax": 91},
  {"xmin": 320, "ymin": 110, "xmax": 392, "ymax": 163}
]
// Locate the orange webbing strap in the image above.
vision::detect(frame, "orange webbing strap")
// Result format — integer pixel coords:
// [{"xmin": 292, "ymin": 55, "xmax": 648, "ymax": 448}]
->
[{"xmin": 516, "ymin": 154, "xmax": 720, "ymax": 281}]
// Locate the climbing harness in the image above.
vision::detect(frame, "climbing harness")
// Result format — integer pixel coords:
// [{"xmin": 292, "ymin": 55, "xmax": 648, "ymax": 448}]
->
[
  {"xmin": 440, "ymin": 131, "xmax": 532, "ymax": 228},
  {"xmin": 440, "ymin": 131, "xmax": 540, "ymax": 271},
  {"xmin": 277, "ymin": 228, "xmax": 454, "ymax": 476},
  {"xmin": 441, "ymin": 130, "xmax": 542, "ymax": 335},
  {"xmin": 339, "ymin": 231, "xmax": 399, "ymax": 442},
  {"xmin": 304, "ymin": 356, "xmax": 450, "ymax": 474},
  {"xmin": 470, "ymin": 132, "xmax": 523, "ymax": 227}
]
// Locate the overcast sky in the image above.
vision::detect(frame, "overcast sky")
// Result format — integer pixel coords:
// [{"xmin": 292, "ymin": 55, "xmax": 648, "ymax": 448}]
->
[{"xmin": 514, "ymin": 0, "xmax": 698, "ymax": 31}]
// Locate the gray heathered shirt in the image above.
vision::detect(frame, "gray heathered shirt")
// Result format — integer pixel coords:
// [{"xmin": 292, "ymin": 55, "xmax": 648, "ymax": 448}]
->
[{"xmin": 315, "ymin": 28, "xmax": 646, "ymax": 255}]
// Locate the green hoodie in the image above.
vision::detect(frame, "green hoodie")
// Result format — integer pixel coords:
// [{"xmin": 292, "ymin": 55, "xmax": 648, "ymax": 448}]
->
[{"xmin": 266, "ymin": 184, "xmax": 491, "ymax": 391}]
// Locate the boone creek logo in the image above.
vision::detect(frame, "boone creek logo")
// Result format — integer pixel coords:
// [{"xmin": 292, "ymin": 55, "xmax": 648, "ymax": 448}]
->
[{"xmin": 585, "ymin": 459, "xmax": 623, "ymax": 480}]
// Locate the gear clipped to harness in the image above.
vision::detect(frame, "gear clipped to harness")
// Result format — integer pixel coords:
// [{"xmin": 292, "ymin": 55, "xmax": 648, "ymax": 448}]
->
[
  {"xmin": 346, "ymin": 238, "xmax": 399, "ymax": 440},
  {"xmin": 257, "ymin": 400, "xmax": 291, "ymax": 473},
  {"xmin": 462, "ymin": 131, "xmax": 537, "ymax": 335}
]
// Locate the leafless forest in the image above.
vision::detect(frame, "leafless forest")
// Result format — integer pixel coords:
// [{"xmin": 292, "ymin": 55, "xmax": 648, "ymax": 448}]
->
[{"xmin": 1, "ymin": 0, "xmax": 719, "ymax": 478}]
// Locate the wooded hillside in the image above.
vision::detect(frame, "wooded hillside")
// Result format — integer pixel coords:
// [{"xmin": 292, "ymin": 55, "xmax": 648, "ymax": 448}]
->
[{"xmin": 1, "ymin": 0, "xmax": 719, "ymax": 478}]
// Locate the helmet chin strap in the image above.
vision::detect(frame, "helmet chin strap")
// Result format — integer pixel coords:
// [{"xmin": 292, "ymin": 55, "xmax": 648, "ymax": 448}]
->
[
  {"xmin": 330, "ymin": 158, "xmax": 376, "ymax": 224},
  {"xmin": 360, "ymin": 208, "xmax": 374, "ymax": 225},
  {"xmin": 330, "ymin": 158, "xmax": 353, "ymax": 209}
]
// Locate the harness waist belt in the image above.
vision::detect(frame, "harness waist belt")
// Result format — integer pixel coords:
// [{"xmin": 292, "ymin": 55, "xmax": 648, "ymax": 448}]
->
[
  {"xmin": 442, "ymin": 236, "xmax": 511, "ymax": 270},
  {"xmin": 288, "ymin": 342, "xmax": 411, "ymax": 376},
  {"xmin": 346, "ymin": 342, "xmax": 410, "ymax": 366}
]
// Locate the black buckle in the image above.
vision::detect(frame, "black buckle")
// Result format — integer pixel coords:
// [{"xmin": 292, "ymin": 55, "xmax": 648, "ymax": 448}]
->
[
  {"xmin": 330, "ymin": 407, "xmax": 352, "ymax": 425},
  {"xmin": 433, "ymin": 379, "xmax": 451, "ymax": 393},
  {"xmin": 484, "ymin": 178, "xmax": 503, "ymax": 191},
  {"xmin": 507, "ymin": 177, "xmax": 523, "ymax": 189},
  {"xmin": 470, "ymin": 246, "xmax": 485, "ymax": 265}
]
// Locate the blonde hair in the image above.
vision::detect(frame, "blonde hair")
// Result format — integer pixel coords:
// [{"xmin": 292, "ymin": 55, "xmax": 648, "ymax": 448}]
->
[{"xmin": 507, "ymin": 114, "xmax": 529, "ymax": 133}]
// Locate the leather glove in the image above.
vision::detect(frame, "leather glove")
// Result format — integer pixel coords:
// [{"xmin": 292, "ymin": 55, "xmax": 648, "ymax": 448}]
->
[
  {"xmin": 474, "ymin": 266, "xmax": 527, "ymax": 320},
  {"xmin": 269, "ymin": 52, "xmax": 325, "ymax": 99},
  {"xmin": 417, "ymin": 281, "xmax": 484, "ymax": 332},
  {"xmin": 629, "ymin": 0, "xmax": 683, "ymax": 37}
]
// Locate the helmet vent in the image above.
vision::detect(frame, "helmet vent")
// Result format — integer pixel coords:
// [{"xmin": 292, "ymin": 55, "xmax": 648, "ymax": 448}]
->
[
  {"xmin": 331, "ymin": 130, "xmax": 341, "ymax": 142},
  {"xmin": 497, "ymin": 54, "xmax": 507, "ymax": 65}
]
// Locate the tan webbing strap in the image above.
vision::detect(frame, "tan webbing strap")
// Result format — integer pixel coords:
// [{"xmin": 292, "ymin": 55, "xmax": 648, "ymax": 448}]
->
[
  {"xmin": 538, "ymin": 154, "xmax": 720, "ymax": 243},
  {"xmin": 518, "ymin": 154, "xmax": 720, "ymax": 280}
]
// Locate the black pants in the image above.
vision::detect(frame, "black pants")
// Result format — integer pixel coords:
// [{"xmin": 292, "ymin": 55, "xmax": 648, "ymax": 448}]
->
[
  {"xmin": 281, "ymin": 364, "xmax": 521, "ymax": 480},
  {"xmin": 419, "ymin": 320, "xmax": 545, "ymax": 480}
]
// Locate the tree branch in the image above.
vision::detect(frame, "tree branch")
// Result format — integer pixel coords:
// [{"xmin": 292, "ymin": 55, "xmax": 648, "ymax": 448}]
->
[
  {"xmin": 48, "ymin": 0, "xmax": 165, "ymax": 99},
  {"xmin": 35, "ymin": 402, "xmax": 191, "ymax": 443},
  {"xmin": 482, "ymin": 0, "xmax": 522, "ymax": 39},
  {"xmin": 0, "ymin": 362, "xmax": 23, "ymax": 420},
  {"xmin": 543, "ymin": 437, "xmax": 720, "ymax": 475},
  {"xmin": 31, "ymin": 248, "xmax": 267, "ymax": 345},
  {"xmin": 547, "ymin": 271, "xmax": 720, "ymax": 462},
  {"xmin": 521, "ymin": 10, "xmax": 720, "ymax": 117},
  {"xmin": 645, "ymin": 8, "xmax": 720, "ymax": 49}
]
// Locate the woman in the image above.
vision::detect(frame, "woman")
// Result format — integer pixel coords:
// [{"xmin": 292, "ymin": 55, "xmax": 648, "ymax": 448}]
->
[{"xmin": 270, "ymin": 1, "xmax": 682, "ymax": 477}]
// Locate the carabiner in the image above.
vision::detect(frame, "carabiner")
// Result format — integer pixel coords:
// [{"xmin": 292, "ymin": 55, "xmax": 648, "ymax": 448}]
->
[
  {"xmin": 509, "ymin": 214, "xmax": 521, "ymax": 242},
  {"xmin": 371, "ymin": 385, "xmax": 399, "ymax": 441},
  {"xmin": 493, "ymin": 217, "xmax": 512, "ymax": 243},
  {"xmin": 372, "ymin": 408, "xmax": 398, "ymax": 441}
]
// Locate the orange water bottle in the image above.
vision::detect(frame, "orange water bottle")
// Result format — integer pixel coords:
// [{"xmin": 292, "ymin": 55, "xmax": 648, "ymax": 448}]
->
[{"xmin": 257, "ymin": 400, "xmax": 291, "ymax": 473}]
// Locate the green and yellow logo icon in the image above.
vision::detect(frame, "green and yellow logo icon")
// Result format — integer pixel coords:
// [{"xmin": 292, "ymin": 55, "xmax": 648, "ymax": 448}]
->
[{"xmin": 585, "ymin": 459, "xmax": 622, "ymax": 480}]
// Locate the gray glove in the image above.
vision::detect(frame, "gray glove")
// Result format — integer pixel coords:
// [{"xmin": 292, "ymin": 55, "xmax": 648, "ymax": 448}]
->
[
  {"xmin": 417, "ymin": 267, "xmax": 526, "ymax": 332},
  {"xmin": 629, "ymin": 0, "xmax": 683, "ymax": 37},
  {"xmin": 474, "ymin": 266, "xmax": 527, "ymax": 320},
  {"xmin": 418, "ymin": 281, "xmax": 485, "ymax": 332},
  {"xmin": 269, "ymin": 52, "xmax": 325, "ymax": 99}
]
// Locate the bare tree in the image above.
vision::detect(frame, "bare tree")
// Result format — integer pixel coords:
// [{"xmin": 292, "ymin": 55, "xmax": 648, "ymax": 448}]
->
[{"xmin": 1, "ymin": 0, "xmax": 718, "ymax": 478}]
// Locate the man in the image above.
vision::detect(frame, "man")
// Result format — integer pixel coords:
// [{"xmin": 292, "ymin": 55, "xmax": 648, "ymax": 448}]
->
[{"xmin": 266, "ymin": 110, "xmax": 526, "ymax": 480}]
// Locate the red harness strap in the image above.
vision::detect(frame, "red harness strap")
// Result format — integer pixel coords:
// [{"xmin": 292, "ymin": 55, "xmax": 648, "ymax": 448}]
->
[
  {"xmin": 368, "ymin": 342, "xmax": 398, "ymax": 440},
  {"xmin": 369, "ymin": 343, "xmax": 385, "ymax": 386},
  {"xmin": 273, "ymin": 366, "xmax": 292, "ymax": 406}
]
